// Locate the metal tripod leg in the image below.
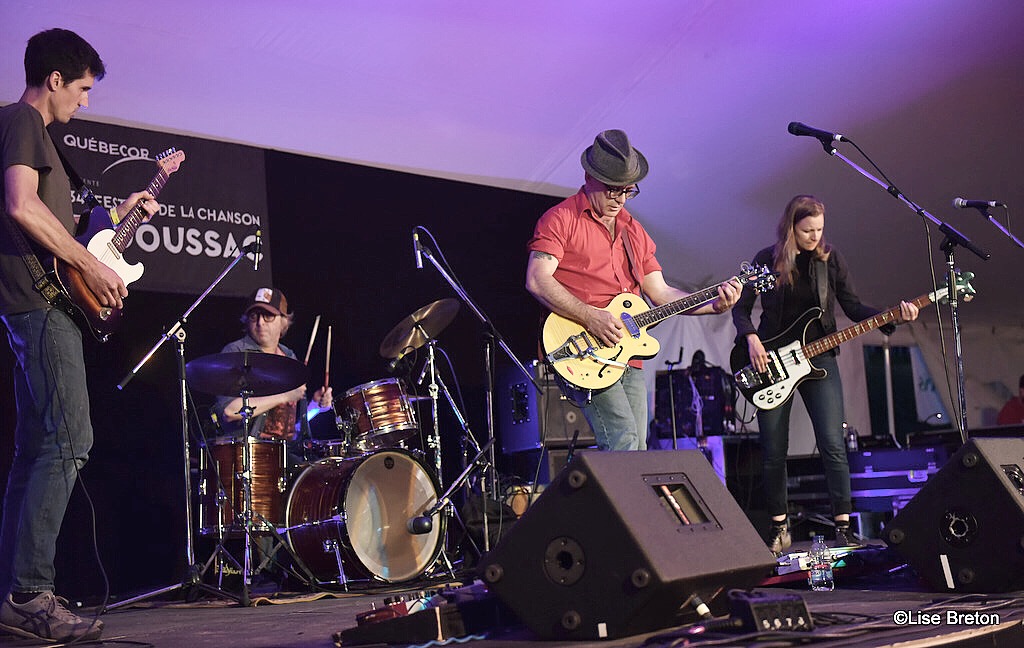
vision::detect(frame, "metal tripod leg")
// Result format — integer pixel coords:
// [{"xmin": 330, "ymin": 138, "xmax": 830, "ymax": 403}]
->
[{"xmin": 107, "ymin": 333, "xmax": 240, "ymax": 609}]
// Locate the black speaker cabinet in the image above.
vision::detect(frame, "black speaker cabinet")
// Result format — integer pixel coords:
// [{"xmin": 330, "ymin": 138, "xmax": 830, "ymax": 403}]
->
[
  {"xmin": 884, "ymin": 437, "xmax": 1024, "ymax": 593},
  {"xmin": 499, "ymin": 362, "xmax": 595, "ymax": 454},
  {"xmin": 478, "ymin": 450, "xmax": 777, "ymax": 640}
]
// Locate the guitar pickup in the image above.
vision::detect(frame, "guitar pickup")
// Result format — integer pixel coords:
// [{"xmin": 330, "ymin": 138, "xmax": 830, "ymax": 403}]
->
[{"xmin": 621, "ymin": 312, "xmax": 640, "ymax": 338}]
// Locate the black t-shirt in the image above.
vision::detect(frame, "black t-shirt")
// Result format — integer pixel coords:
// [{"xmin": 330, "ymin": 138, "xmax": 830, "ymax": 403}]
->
[{"xmin": 0, "ymin": 102, "xmax": 75, "ymax": 316}]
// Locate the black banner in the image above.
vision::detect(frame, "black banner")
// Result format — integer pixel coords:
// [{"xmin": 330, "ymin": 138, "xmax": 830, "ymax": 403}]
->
[{"xmin": 49, "ymin": 118, "xmax": 272, "ymax": 297}]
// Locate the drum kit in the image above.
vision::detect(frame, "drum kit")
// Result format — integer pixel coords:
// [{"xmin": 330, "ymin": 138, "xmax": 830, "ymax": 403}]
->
[{"xmin": 184, "ymin": 299, "xmax": 465, "ymax": 595}]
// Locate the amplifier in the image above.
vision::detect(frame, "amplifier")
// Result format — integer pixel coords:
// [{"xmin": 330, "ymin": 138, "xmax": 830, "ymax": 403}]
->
[{"xmin": 498, "ymin": 362, "xmax": 596, "ymax": 454}]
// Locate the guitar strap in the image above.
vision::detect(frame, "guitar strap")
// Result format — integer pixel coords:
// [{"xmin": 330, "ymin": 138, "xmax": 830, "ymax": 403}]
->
[
  {"xmin": 1, "ymin": 212, "xmax": 65, "ymax": 306},
  {"xmin": 620, "ymin": 224, "xmax": 651, "ymax": 306},
  {"xmin": 814, "ymin": 258, "xmax": 828, "ymax": 308},
  {"xmin": 52, "ymin": 140, "xmax": 103, "ymax": 231}
]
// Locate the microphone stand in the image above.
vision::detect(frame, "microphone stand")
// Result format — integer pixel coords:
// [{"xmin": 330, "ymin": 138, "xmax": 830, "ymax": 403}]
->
[
  {"xmin": 409, "ymin": 439, "xmax": 495, "ymax": 547},
  {"xmin": 819, "ymin": 146, "xmax": 988, "ymax": 444},
  {"xmin": 109, "ymin": 238, "xmax": 260, "ymax": 608},
  {"xmin": 413, "ymin": 227, "xmax": 538, "ymax": 552},
  {"xmin": 974, "ymin": 206, "xmax": 1024, "ymax": 251}
]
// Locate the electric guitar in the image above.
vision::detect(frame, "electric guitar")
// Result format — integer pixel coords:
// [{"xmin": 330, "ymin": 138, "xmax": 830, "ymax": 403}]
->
[
  {"xmin": 49, "ymin": 148, "xmax": 186, "ymax": 342},
  {"xmin": 543, "ymin": 263, "xmax": 776, "ymax": 390},
  {"xmin": 730, "ymin": 271, "xmax": 976, "ymax": 410}
]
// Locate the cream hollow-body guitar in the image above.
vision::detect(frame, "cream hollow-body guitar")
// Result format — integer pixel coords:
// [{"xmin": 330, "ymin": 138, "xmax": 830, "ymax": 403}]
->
[
  {"xmin": 543, "ymin": 263, "xmax": 776, "ymax": 391},
  {"xmin": 730, "ymin": 271, "xmax": 976, "ymax": 411},
  {"xmin": 49, "ymin": 148, "xmax": 185, "ymax": 342}
]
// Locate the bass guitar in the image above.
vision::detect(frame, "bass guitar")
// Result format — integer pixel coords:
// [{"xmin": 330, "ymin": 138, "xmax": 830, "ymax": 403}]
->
[
  {"xmin": 544, "ymin": 263, "xmax": 776, "ymax": 390},
  {"xmin": 730, "ymin": 271, "xmax": 975, "ymax": 410},
  {"xmin": 49, "ymin": 148, "xmax": 186, "ymax": 341}
]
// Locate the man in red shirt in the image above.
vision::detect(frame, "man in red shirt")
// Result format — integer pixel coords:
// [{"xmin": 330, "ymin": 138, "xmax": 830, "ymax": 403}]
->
[{"xmin": 526, "ymin": 129, "xmax": 741, "ymax": 451}]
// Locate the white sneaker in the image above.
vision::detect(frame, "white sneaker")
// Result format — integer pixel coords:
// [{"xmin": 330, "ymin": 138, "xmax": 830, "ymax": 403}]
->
[{"xmin": 0, "ymin": 591, "xmax": 103, "ymax": 643}]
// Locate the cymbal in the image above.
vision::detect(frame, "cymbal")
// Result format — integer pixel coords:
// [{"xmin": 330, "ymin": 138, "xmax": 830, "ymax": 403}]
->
[
  {"xmin": 379, "ymin": 298, "xmax": 460, "ymax": 359},
  {"xmin": 186, "ymin": 351, "xmax": 307, "ymax": 397}
]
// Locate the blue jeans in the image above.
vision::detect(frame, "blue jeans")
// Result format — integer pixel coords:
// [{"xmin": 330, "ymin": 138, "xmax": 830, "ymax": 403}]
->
[
  {"xmin": 561, "ymin": 366, "xmax": 648, "ymax": 451},
  {"xmin": 757, "ymin": 353, "xmax": 851, "ymax": 518},
  {"xmin": 0, "ymin": 308, "xmax": 93, "ymax": 594}
]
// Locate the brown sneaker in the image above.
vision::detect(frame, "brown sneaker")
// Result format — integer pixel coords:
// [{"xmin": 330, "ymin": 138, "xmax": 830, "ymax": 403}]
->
[
  {"xmin": 0, "ymin": 591, "xmax": 103, "ymax": 643},
  {"xmin": 767, "ymin": 521, "xmax": 792, "ymax": 556}
]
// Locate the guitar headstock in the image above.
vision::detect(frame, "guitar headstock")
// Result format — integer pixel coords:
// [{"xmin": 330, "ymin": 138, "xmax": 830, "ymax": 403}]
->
[
  {"xmin": 936, "ymin": 270, "xmax": 977, "ymax": 304},
  {"xmin": 156, "ymin": 148, "xmax": 186, "ymax": 175},
  {"xmin": 739, "ymin": 262, "xmax": 777, "ymax": 295}
]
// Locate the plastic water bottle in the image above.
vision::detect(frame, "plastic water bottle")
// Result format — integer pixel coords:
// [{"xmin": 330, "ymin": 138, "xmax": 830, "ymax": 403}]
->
[
  {"xmin": 807, "ymin": 534, "xmax": 835, "ymax": 591},
  {"xmin": 843, "ymin": 422, "xmax": 859, "ymax": 452}
]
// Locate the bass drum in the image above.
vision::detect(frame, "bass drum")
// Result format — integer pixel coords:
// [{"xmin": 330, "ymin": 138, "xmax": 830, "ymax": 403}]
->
[{"xmin": 285, "ymin": 450, "xmax": 444, "ymax": 583}]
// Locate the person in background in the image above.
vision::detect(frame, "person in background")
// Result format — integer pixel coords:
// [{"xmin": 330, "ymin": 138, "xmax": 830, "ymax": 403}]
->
[
  {"xmin": 996, "ymin": 374, "xmax": 1024, "ymax": 426},
  {"xmin": 213, "ymin": 287, "xmax": 331, "ymax": 442}
]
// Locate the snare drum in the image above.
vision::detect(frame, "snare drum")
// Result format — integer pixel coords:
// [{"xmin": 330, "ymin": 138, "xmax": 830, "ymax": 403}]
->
[
  {"xmin": 284, "ymin": 449, "xmax": 444, "ymax": 583},
  {"xmin": 341, "ymin": 378, "xmax": 418, "ymax": 450},
  {"xmin": 198, "ymin": 438, "xmax": 286, "ymax": 534}
]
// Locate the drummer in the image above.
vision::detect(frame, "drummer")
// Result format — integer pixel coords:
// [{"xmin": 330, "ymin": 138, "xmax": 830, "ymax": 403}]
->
[{"xmin": 213, "ymin": 287, "xmax": 332, "ymax": 443}]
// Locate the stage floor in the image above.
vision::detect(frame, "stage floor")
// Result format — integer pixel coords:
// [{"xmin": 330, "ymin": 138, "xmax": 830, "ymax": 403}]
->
[{"xmin": 3, "ymin": 542, "xmax": 1022, "ymax": 648}]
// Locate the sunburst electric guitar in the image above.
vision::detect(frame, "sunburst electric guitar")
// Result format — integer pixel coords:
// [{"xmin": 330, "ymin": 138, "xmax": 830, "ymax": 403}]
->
[
  {"xmin": 543, "ymin": 263, "xmax": 777, "ymax": 391},
  {"xmin": 49, "ymin": 148, "xmax": 186, "ymax": 342},
  {"xmin": 730, "ymin": 271, "xmax": 976, "ymax": 410}
]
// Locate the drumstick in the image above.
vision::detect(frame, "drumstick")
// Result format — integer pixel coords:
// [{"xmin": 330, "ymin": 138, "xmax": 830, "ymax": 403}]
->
[
  {"xmin": 324, "ymin": 325, "xmax": 332, "ymax": 389},
  {"xmin": 303, "ymin": 315, "xmax": 321, "ymax": 365}
]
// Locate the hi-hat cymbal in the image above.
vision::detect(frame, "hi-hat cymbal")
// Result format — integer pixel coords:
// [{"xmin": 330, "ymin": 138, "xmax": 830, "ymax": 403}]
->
[
  {"xmin": 186, "ymin": 351, "xmax": 307, "ymax": 397},
  {"xmin": 379, "ymin": 298, "xmax": 460, "ymax": 359}
]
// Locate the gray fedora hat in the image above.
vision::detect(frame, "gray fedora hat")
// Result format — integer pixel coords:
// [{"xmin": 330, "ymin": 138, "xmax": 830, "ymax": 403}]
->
[{"xmin": 581, "ymin": 129, "xmax": 649, "ymax": 186}]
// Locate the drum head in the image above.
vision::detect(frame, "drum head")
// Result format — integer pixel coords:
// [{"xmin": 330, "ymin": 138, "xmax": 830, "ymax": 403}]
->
[{"xmin": 345, "ymin": 450, "xmax": 442, "ymax": 582}]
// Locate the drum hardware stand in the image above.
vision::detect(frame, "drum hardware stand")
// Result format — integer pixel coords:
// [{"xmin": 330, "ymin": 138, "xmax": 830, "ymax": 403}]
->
[
  {"xmin": 412, "ymin": 226, "xmax": 541, "ymax": 553},
  {"xmin": 110, "ymin": 236, "xmax": 261, "ymax": 609},
  {"xmin": 411, "ymin": 439, "xmax": 495, "ymax": 577},
  {"xmin": 414, "ymin": 339, "xmax": 478, "ymax": 573}
]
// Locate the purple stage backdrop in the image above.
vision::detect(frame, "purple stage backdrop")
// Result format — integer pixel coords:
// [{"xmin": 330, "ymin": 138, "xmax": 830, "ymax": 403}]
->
[{"xmin": 50, "ymin": 118, "xmax": 272, "ymax": 297}]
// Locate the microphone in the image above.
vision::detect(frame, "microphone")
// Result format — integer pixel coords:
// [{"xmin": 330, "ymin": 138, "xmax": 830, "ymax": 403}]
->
[
  {"xmin": 416, "ymin": 359, "xmax": 430, "ymax": 386},
  {"xmin": 953, "ymin": 197, "xmax": 1005, "ymax": 210},
  {"xmin": 407, "ymin": 515, "xmax": 433, "ymax": 534},
  {"xmin": 413, "ymin": 230, "xmax": 423, "ymax": 269},
  {"xmin": 252, "ymin": 230, "xmax": 262, "ymax": 270},
  {"xmin": 787, "ymin": 121, "xmax": 847, "ymax": 146},
  {"xmin": 385, "ymin": 348, "xmax": 411, "ymax": 373}
]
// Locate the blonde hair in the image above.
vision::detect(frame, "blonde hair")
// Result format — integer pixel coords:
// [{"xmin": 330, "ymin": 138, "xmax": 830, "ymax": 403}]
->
[{"xmin": 772, "ymin": 194, "xmax": 830, "ymax": 287}]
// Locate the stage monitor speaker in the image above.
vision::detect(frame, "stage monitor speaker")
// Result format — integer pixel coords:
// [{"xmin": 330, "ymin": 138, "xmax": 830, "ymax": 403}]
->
[
  {"xmin": 478, "ymin": 450, "xmax": 777, "ymax": 640},
  {"xmin": 884, "ymin": 437, "xmax": 1024, "ymax": 593}
]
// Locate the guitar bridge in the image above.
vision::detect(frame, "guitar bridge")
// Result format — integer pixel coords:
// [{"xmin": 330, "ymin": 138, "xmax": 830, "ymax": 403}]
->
[{"xmin": 546, "ymin": 332, "xmax": 597, "ymax": 364}]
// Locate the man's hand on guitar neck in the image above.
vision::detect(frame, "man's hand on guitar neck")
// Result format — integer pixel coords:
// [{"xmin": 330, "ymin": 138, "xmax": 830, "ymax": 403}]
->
[{"xmin": 115, "ymin": 190, "xmax": 160, "ymax": 225}]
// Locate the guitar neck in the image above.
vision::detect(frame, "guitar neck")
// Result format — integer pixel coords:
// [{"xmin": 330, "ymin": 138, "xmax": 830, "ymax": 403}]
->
[
  {"xmin": 801, "ymin": 292, "xmax": 935, "ymax": 359},
  {"xmin": 631, "ymin": 282, "xmax": 727, "ymax": 329},
  {"xmin": 109, "ymin": 169, "xmax": 171, "ymax": 253}
]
